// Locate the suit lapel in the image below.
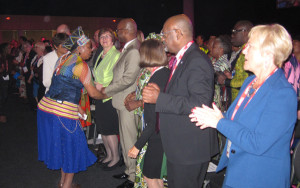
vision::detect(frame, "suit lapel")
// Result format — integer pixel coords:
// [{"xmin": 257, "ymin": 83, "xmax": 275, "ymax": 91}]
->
[
  {"xmin": 115, "ymin": 38, "xmax": 139, "ymax": 67},
  {"xmin": 166, "ymin": 44, "xmax": 196, "ymax": 92},
  {"xmin": 239, "ymin": 69, "xmax": 282, "ymax": 116}
]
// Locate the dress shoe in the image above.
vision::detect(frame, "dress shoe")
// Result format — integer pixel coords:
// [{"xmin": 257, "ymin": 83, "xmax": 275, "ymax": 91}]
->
[
  {"xmin": 113, "ymin": 173, "xmax": 128, "ymax": 179},
  {"xmin": 102, "ymin": 160, "xmax": 122, "ymax": 171},
  {"xmin": 116, "ymin": 180, "xmax": 134, "ymax": 188},
  {"xmin": 97, "ymin": 160, "xmax": 111, "ymax": 168}
]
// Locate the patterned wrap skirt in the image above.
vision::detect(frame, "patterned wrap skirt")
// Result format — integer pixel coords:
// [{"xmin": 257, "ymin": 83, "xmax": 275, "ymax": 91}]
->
[{"xmin": 37, "ymin": 97, "xmax": 97, "ymax": 173}]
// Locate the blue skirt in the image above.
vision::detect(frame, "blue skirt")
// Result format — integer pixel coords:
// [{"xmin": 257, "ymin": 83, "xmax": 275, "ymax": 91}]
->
[{"xmin": 37, "ymin": 109, "xmax": 97, "ymax": 173}]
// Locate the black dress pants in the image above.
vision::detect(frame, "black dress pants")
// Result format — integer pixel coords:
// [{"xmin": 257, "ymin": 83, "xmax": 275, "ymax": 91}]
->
[{"xmin": 167, "ymin": 160, "xmax": 209, "ymax": 188}]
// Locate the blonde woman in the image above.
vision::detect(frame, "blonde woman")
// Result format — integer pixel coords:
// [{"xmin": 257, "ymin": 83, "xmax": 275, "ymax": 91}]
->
[{"xmin": 190, "ymin": 24, "xmax": 296, "ymax": 187}]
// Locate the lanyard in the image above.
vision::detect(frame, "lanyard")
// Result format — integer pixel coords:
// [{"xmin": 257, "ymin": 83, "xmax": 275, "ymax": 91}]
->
[
  {"xmin": 231, "ymin": 68, "xmax": 278, "ymax": 120},
  {"xmin": 168, "ymin": 41, "xmax": 194, "ymax": 83}
]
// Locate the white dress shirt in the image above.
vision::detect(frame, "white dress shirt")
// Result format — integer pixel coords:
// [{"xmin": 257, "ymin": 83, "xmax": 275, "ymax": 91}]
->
[{"xmin": 42, "ymin": 50, "xmax": 58, "ymax": 93}]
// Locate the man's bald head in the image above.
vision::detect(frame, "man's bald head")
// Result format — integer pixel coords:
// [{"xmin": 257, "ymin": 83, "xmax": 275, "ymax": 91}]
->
[
  {"xmin": 56, "ymin": 24, "xmax": 71, "ymax": 35},
  {"xmin": 117, "ymin": 18, "xmax": 138, "ymax": 43},
  {"xmin": 119, "ymin": 18, "xmax": 137, "ymax": 36},
  {"xmin": 165, "ymin": 14, "xmax": 193, "ymax": 40},
  {"xmin": 161, "ymin": 14, "xmax": 194, "ymax": 54}
]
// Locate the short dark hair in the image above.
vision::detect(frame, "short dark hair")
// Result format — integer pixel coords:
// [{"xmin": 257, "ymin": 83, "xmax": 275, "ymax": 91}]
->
[
  {"xmin": 52, "ymin": 33, "xmax": 68, "ymax": 49},
  {"xmin": 197, "ymin": 34, "xmax": 205, "ymax": 40},
  {"xmin": 19, "ymin": 36, "xmax": 27, "ymax": 42},
  {"xmin": 235, "ymin": 20, "xmax": 254, "ymax": 31},
  {"xmin": 45, "ymin": 46, "xmax": 52, "ymax": 53},
  {"xmin": 25, "ymin": 40, "xmax": 33, "ymax": 46},
  {"xmin": 139, "ymin": 39, "xmax": 167, "ymax": 68},
  {"xmin": 98, "ymin": 28, "xmax": 116, "ymax": 43},
  {"xmin": 43, "ymin": 40, "xmax": 51, "ymax": 44}
]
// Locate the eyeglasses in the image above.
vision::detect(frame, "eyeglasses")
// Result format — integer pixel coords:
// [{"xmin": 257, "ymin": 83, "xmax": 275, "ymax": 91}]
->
[
  {"xmin": 116, "ymin": 28, "xmax": 127, "ymax": 33},
  {"xmin": 160, "ymin": 29, "xmax": 177, "ymax": 38},
  {"xmin": 100, "ymin": 35, "xmax": 112, "ymax": 40},
  {"xmin": 232, "ymin": 29, "xmax": 247, "ymax": 34}
]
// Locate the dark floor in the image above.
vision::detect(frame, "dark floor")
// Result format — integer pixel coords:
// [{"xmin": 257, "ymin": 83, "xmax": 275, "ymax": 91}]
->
[{"xmin": 0, "ymin": 92, "xmax": 126, "ymax": 188}]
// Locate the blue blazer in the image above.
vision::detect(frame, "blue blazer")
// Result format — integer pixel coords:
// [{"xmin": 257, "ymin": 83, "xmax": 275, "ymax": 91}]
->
[{"xmin": 217, "ymin": 69, "xmax": 297, "ymax": 188}]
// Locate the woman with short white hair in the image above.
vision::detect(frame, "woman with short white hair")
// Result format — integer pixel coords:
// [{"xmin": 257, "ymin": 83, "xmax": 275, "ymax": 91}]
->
[{"xmin": 190, "ymin": 24, "xmax": 296, "ymax": 187}]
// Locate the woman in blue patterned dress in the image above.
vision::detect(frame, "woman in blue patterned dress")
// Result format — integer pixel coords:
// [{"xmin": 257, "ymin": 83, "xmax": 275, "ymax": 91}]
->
[{"xmin": 37, "ymin": 27, "xmax": 105, "ymax": 188}]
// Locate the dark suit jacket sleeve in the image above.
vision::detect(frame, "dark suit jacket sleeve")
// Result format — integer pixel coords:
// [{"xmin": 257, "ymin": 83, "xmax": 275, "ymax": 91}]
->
[
  {"xmin": 156, "ymin": 56, "xmax": 214, "ymax": 115},
  {"xmin": 135, "ymin": 68, "xmax": 170, "ymax": 150}
]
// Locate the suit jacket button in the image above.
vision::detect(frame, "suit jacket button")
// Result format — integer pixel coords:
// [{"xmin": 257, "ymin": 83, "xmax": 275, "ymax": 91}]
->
[{"xmin": 231, "ymin": 149, "xmax": 235, "ymax": 154}]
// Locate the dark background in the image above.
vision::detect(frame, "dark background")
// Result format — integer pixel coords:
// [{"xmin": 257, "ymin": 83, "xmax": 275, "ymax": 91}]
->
[{"xmin": 1, "ymin": 0, "xmax": 299, "ymax": 40}]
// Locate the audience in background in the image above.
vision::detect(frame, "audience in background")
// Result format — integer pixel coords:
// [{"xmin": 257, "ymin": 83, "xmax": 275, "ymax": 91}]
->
[
  {"xmin": 23, "ymin": 40, "xmax": 37, "ymax": 111},
  {"xmin": 196, "ymin": 34, "xmax": 208, "ymax": 54},
  {"xmin": 0, "ymin": 43, "xmax": 13, "ymax": 123},
  {"xmin": 211, "ymin": 35, "xmax": 232, "ymax": 112},
  {"xmin": 56, "ymin": 24, "xmax": 71, "ymax": 35},
  {"xmin": 90, "ymin": 30, "xmax": 104, "ymax": 70},
  {"xmin": 207, "ymin": 35, "xmax": 216, "ymax": 59},
  {"xmin": 2, "ymin": 17, "xmax": 300, "ymax": 188},
  {"xmin": 28, "ymin": 42, "xmax": 45, "ymax": 103},
  {"xmin": 94, "ymin": 29, "xmax": 101, "ymax": 48},
  {"xmin": 42, "ymin": 33, "xmax": 69, "ymax": 93},
  {"xmin": 217, "ymin": 20, "xmax": 253, "ymax": 104}
]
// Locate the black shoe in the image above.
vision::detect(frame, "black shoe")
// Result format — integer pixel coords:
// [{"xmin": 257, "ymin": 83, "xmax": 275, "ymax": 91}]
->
[
  {"xmin": 116, "ymin": 180, "xmax": 134, "ymax": 188},
  {"xmin": 97, "ymin": 160, "xmax": 111, "ymax": 168},
  {"xmin": 102, "ymin": 160, "xmax": 122, "ymax": 171},
  {"xmin": 113, "ymin": 173, "xmax": 128, "ymax": 179}
]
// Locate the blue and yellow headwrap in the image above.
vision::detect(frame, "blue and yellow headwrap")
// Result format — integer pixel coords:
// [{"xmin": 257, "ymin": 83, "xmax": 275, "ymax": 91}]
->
[{"xmin": 63, "ymin": 26, "xmax": 90, "ymax": 51}]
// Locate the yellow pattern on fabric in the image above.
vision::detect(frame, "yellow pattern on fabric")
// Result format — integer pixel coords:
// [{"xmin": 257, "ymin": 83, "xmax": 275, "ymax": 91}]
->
[
  {"xmin": 73, "ymin": 59, "xmax": 93, "ymax": 86},
  {"xmin": 38, "ymin": 97, "xmax": 79, "ymax": 120},
  {"xmin": 134, "ymin": 143, "xmax": 148, "ymax": 188},
  {"xmin": 230, "ymin": 46, "xmax": 248, "ymax": 102}
]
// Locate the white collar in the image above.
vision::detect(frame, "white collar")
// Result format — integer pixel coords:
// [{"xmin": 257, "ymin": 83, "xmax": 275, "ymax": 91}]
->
[{"xmin": 123, "ymin": 38, "xmax": 136, "ymax": 50}]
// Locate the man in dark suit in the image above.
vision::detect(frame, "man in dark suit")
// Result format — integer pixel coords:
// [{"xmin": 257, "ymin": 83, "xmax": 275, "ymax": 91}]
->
[{"xmin": 142, "ymin": 14, "xmax": 219, "ymax": 188}]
